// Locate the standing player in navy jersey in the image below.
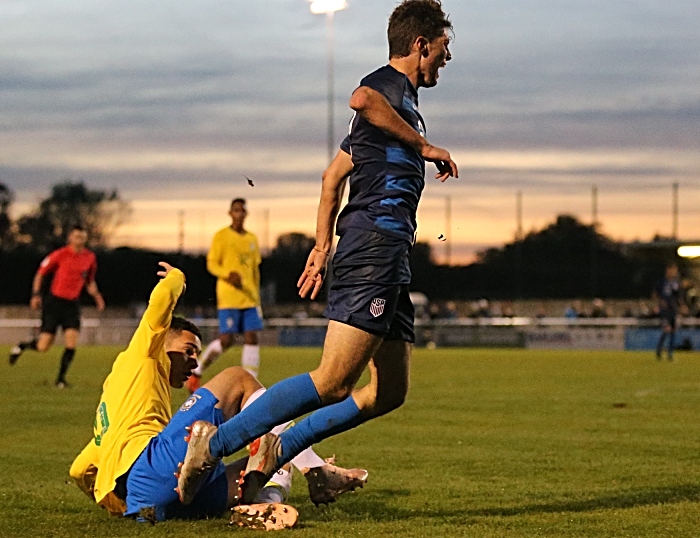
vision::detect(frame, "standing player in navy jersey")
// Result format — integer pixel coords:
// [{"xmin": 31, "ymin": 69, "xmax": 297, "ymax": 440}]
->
[
  {"xmin": 177, "ymin": 0, "xmax": 457, "ymax": 504},
  {"xmin": 653, "ymin": 263, "xmax": 687, "ymax": 361},
  {"xmin": 9, "ymin": 226, "xmax": 105, "ymax": 387}
]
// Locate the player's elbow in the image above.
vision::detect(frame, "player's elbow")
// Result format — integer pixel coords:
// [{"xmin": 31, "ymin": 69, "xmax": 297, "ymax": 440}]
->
[
  {"xmin": 68, "ymin": 460, "xmax": 83, "ymax": 482},
  {"xmin": 69, "ymin": 462, "xmax": 96, "ymax": 499},
  {"xmin": 349, "ymin": 87, "xmax": 372, "ymax": 112}
]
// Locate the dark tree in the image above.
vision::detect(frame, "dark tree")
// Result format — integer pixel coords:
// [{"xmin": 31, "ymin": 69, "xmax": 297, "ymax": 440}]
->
[
  {"xmin": 472, "ymin": 215, "xmax": 642, "ymax": 298},
  {"xmin": 17, "ymin": 181, "xmax": 130, "ymax": 251},
  {"xmin": 262, "ymin": 233, "xmax": 316, "ymax": 303},
  {"xmin": 0, "ymin": 183, "xmax": 14, "ymax": 249}
]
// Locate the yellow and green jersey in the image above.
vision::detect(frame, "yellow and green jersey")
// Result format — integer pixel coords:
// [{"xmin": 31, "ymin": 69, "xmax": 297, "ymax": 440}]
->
[
  {"xmin": 69, "ymin": 269, "xmax": 186, "ymax": 515},
  {"xmin": 207, "ymin": 227, "xmax": 261, "ymax": 309}
]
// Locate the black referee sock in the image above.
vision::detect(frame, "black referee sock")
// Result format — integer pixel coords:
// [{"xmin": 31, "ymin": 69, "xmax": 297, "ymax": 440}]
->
[
  {"xmin": 56, "ymin": 348, "xmax": 76, "ymax": 385},
  {"xmin": 19, "ymin": 339, "xmax": 38, "ymax": 351}
]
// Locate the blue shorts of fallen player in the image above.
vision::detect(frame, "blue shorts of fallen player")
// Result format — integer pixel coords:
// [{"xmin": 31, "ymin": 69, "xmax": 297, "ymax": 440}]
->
[
  {"xmin": 324, "ymin": 228, "xmax": 415, "ymax": 343},
  {"xmin": 218, "ymin": 307, "xmax": 264, "ymax": 335},
  {"xmin": 123, "ymin": 388, "xmax": 228, "ymax": 521}
]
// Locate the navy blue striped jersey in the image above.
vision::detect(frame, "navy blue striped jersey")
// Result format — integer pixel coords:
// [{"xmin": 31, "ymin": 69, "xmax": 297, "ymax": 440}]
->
[
  {"xmin": 656, "ymin": 277, "xmax": 684, "ymax": 313},
  {"xmin": 336, "ymin": 65, "xmax": 426, "ymax": 244}
]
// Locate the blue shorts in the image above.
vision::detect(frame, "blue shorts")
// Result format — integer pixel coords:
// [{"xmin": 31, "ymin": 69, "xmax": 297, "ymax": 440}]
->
[
  {"xmin": 124, "ymin": 388, "xmax": 228, "ymax": 521},
  {"xmin": 325, "ymin": 229, "xmax": 415, "ymax": 342},
  {"xmin": 218, "ymin": 307, "xmax": 264, "ymax": 335}
]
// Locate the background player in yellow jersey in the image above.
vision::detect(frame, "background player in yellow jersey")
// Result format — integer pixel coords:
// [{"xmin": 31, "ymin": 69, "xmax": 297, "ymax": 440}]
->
[
  {"xmin": 70, "ymin": 262, "xmax": 366, "ymax": 525},
  {"xmin": 187, "ymin": 198, "xmax": 263, "ymax": 392}
]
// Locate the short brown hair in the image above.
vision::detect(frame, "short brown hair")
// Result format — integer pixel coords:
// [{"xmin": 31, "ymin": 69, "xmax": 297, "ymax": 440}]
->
[
  {"xmin": 388, "ymin": 0, "xmax": 452, "ymax": 59},
  {"xmin": 231, "ymin": 198, "xmax": 246, "ymax": 207},
  {"xmin": 169, "ymin": 316, "xmax": 202, "ymax": 341}
]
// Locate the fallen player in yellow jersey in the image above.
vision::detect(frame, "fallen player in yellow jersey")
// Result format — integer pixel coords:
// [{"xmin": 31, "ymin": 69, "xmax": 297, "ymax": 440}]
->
[{"xmin": 69, "ymin": 262, "xmax": 367, "ymax": 529}]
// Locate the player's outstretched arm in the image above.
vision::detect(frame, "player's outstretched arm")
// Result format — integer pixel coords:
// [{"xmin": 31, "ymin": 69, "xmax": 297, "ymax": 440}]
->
[
  {"xmin": 349, "ymin": 86, "xmax": 458, "ymax": 181},
  {"xmin": 145, "ymin": 262, "xmax": 186, "ymax": 334},
  {"xmin": 298, "ymin": 149, "xmax": 352, "ymax": 300}
]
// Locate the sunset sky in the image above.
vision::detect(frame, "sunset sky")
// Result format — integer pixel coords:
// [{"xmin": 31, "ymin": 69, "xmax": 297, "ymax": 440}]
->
[{"xmin": 1, "ymin": 0, "xmax": 698, "ymax": 263}]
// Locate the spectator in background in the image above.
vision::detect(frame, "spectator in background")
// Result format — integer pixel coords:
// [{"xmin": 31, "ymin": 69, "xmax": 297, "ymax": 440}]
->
[
  {"xmin": 564, "ymin": 300, "xmax": 581, "ymax": 319},
  {"xmin": 535, "ymin": 303, "xmax": 547, "ymax": 319},
  {"xmin": 476, "ymin": 298, "xmax": 491, "ymax": 318},
  {"xmin": 636, "ymin": 300, "xmax": 653, "ymax": 319},
  {"xmin": 682, "ymin": 278, "xmax": 698, "ymax": 317},
  {"xmin": 493, "ymin": 300, "xmax": 515, "ymax": 318},
  {"xmin": 590, "ymin": 298, "xmax": 609, "ymax": 318},
  {"xmin": 653, "ymin": 263, "xmax": 687, "ymax": 361}
]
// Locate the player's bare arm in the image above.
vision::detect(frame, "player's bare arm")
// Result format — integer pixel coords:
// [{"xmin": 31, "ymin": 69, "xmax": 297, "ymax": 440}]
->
[
  {"xmin": 349, "ymin": 86, "xmax": 458, "ymax": 181},
  {"xmin": 29, "ymin": 269, "xmax": 43, "ymax": 309},
  {"xmin": 298, "ymin": 149, "xmax": 353, "ymax": 300},
  {"xmin": 86, "ymin": 281, "xmax": 105, "ymax": 311}
]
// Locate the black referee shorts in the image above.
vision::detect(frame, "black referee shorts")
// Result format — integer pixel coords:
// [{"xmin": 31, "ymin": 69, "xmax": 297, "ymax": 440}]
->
[
  {"xmin": 41, "ymin": 294, "xmax": 81, "ymax": 334},
  {"xmin": 324, "ymin": 229, "xmax": 415, "ymax": 343}
]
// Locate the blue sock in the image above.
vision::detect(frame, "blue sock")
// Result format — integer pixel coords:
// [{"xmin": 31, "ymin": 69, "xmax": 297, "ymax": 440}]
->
[
  {"xmin": 277, "ymin": 396, "xmax": 364, "ymax": 467},
  {"xmin": 668, "ymin": 332, "xmax": 676, "ymax": 358},
  {"xmin": 209, "ymin": 373, "xmax": 321, "ymax": 458}
]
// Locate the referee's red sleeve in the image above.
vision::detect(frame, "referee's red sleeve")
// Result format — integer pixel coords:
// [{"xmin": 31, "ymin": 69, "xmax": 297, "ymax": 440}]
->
[{"xmin": 37, "ymin": 248, "xmax": 62, "ymax": 275}]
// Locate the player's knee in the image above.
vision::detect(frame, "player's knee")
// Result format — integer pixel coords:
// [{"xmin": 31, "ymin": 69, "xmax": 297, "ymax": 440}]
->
[
  {"xmin": 374, "ymin": 389, "xmax": 407, "ymax": 416},
  {"xmin": 243, "ymin": 332, "xmax": 259, "ymax": 346},
  {"xmin": 316, "ymin": 380, "xmax": 354, "ymax": 405},
  {"xmin": 219, "ymin": 366, "xmax": 255, "ymax": 385},
  {"xmin": 219, "ymin": 333, "xmax": 233, "ymax": 350}
]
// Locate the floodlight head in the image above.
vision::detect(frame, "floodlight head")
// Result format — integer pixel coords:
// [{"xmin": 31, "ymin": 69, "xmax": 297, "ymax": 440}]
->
[
  {"xmin": 309, "ymin": 0, "xmax": 348, "ymax": 14},
  {"xmin": 678, "ymin": 245, "xmax": 700, "ymax": 258}
]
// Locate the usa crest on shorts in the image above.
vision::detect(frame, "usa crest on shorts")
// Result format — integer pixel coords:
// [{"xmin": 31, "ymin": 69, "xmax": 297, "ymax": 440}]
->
[{"xmin": 369, "ymin": 298, "xmax": 386, "ymax": 318}]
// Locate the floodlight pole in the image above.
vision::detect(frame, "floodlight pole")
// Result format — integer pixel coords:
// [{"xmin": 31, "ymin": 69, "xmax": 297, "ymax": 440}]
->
[
  {"xmin": 444, "ymin": 195, "xmax": 452, "ymax": 265},
  {"xmin": 672, "ymin": 182, "xmax": 679, "ymax": 239},
  {"xmin": 177, "ymin": 210, "xmax": 185, "ymax": 253},
  {"xmin": 515, "ymin": 190, "xmax": 523, "ymax": 240},
  {"xmin": 591, "ymin": 185, "xmax": 598, "ymax": 227},
  {"xmin": 262, "ymin": 207, "xmax": 270, "ymax": 256},
  {"xmin": 310, "ymin": 1, "xmax": 346, "ymax": 163},
  {"xmin": 326, "ymin": 10, "xmax": 335, "ymax": 164}
]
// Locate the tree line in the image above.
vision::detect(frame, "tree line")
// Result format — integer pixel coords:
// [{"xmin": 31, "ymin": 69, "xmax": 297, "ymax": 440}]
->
[{"xmin": 0, "ymin": 182, "xmax": 674, "ymax": 306}]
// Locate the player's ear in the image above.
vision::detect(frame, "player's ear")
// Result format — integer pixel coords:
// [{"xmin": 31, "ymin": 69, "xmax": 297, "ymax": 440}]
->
[{"xmin": 416, "ymin": 36, "xmax": 429, "ymax": 57}]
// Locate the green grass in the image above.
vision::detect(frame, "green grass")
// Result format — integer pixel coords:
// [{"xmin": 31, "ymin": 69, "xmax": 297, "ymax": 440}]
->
[{"xmin": 2, "ymin": 346, "xmax": 700, "ymax": 537}]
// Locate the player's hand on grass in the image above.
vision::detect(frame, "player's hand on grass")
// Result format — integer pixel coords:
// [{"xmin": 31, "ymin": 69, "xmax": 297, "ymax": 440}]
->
[
  {"xmin": 421, "ymin": 143, "xmax": 458, "ymax": 182},
  {"xmin": 297, "ymin": 248, "xmax": 329, "ymax": 300},
  {"xmin": 30, "ymin": 295, "xmax": 42, "ymax": 310},
  {"xmin": 227, "ymin": 271, "xmax": 243, "ymax": 289}
]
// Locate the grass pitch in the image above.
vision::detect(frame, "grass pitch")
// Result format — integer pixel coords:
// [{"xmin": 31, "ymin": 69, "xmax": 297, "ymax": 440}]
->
[{"xmin": 1, "ymin": 345, "xmax": 700, "ymax": 537}]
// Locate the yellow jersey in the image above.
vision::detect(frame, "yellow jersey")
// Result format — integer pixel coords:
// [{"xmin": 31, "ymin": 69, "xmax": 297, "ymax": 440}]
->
[
  {"xmin": 207, "ymin": 227, "xmax": 261, "ymax": 309},
  {"xmin": 69, "ymin": 269, "xmax": 186, "ymax": 515}
]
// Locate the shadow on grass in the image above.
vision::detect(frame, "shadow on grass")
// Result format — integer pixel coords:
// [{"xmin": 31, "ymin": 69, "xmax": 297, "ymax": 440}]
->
[
  {"xmin": 296, "ymin": 484, "xmax": 700, "ymax": 524},
  {"xmin": 468, "ymin": 484, "xmax": 700, "ymax": 518}
]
